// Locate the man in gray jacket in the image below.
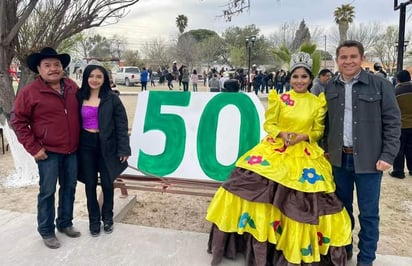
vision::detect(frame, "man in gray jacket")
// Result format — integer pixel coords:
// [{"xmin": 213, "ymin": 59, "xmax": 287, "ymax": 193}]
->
[
  {"xmin": 324, "ymin": 40, "xmax": 401, "ymax": 266},
  {"xmin": 311, "ymin": 68, "xmax": 332, "ymax": 96}
]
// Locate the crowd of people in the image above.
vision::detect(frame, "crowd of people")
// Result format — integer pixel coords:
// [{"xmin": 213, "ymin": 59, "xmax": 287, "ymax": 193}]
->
[{"xmin": 8, "ymin": 40, "xmax": 412, "ymax": 266}]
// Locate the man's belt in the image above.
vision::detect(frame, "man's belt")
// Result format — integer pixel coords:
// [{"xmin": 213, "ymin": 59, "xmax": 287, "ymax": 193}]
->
[{"xmin": 342, "ymin": 146, "xmax": 354, "ymax": 154}]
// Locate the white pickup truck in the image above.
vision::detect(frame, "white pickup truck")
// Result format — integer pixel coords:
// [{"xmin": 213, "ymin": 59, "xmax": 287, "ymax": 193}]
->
[{"xmin": 113, "ymin": 66, "xmax": 141, "ymax": 86}]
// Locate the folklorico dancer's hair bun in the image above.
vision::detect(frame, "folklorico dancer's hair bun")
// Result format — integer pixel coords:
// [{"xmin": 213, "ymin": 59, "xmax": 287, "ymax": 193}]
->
[{"xmin": 290, "ymin": 52, "xmax": 313, "ymax": 72}]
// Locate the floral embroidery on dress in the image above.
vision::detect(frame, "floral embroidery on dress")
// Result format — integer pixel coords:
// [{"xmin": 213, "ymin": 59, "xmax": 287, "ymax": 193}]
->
[
  {"xmin": 266, "ymin": 136, "xmax": 276, "ymax": 143},
  {"xmin": 271, "ymin": 220, "xmax": 283, "ymax": 235},
  {"xmin": 274, "ymin": 144, "xmax": 287, "ymax": 153},
  {"xmin": 238, "ymin": 212, "xmax": 256, "ymax": 229},
  {"xmin": 246, "ymin": 155, "xmax": 270, "ymax": 166},
  {"xmin": 280, "ymin": 93, "xmax": 295, "ymax": 106},
  {"xmin": 299, "ymin": 168, "xmax": 325, "ymax": 184},
  {"xmin": 317, "ymin": 232, "xmax": 331, "ymax": 246},
  {"xmin": 301, "ymin": 244, "xmax": 313, "ymax": 256}
]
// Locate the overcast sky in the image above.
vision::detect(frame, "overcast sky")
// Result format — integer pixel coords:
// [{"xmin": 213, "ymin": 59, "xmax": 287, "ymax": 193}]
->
[{"xmin": 96, "ymin": 0, "xmax": 412, "ymax": 51}]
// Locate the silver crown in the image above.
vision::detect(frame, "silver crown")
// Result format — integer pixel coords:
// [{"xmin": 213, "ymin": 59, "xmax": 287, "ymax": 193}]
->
[{"xmin": 290, "ymin": 52, "xmax": 313, "ymax": 72}]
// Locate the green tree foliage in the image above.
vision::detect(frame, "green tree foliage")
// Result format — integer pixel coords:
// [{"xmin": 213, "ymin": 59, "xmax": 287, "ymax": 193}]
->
[
  {"xmin": 270, "ymin": 45, "xmax": 292, "ymax": 69},
  {"xmin": 123, "ymin": 50, "xmax": 141, "ymax": 66},
  {"xmin": 180, "ymin": 29, "xmax": 219, "ymax": 42},
  {"xmin": 221, "ymin": 25, "xmax": 273, "ymax": 68},
  {"xmin": 272, "ymin": 42, "xmax": 321, "ymax": 75},
  {"xmin": 86, "ymin": 34, "xmax": 112, "ymax": 59},
  {"xmin": 197, "ymin": 35, "xmax": 226, "ymax": 69},
  {"xmin": 334, "ymin": 4, "xmax": 355, "ymax": 44},
  {"xmin": 176, "ymin": 14, "xmax": 188, "ymax": 34}
]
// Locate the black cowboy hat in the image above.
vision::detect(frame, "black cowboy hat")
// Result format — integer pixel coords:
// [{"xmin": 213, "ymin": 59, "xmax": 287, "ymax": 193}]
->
[{"xmin": 27, "ymin": 47, "xmax": 71, "ymax": 73}]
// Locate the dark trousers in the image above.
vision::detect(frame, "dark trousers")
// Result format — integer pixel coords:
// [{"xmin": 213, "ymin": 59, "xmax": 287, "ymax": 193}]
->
[
  {"xmin": 332, "ymin": 153, "xmax": 382, "ymax": 265},
  {"xmin": 36, "ymin": 152, "xmax": 77, "ymax": 238},
  {"xmin": 141, "ymin": 81, "xmax": 147, "ymax": 91},
  {"xmin": 78, "ymin": 130, "xmax": 114, "ymax": 231},
  {"xmin": 392, "ymin": 128, "xmax": 412, "ymax": 175},
  {"xmin": 167, "ymin": 80, "xmax": 173, "ymax": 90},
  {"xmin": 182, "ymin": 81, "xmax": 189, "ymax": 91},
  {"xmin": 276, "ymin": 82, "xmax": 284, "ymax": 94}
]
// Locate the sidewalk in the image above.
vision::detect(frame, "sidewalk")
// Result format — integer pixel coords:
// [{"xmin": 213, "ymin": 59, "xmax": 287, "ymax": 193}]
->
[{"xmin": 1, "ymin": 209, "xmax": 412, "ymax": 266}]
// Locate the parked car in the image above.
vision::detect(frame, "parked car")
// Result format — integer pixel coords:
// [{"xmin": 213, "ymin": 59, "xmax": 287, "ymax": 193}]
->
[{"xmin": 113, "ymin": 66, "xmax": 141, "ymax": 86}]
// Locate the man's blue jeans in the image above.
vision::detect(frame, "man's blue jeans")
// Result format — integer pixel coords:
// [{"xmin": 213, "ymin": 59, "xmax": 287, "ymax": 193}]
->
[
  {"xmin": 36, "ymin": 152, "xmax": 77, "ymax": 238},
  {"xmin": 332, "ymin": 153, "xmax": 382, "ymax": 265}
]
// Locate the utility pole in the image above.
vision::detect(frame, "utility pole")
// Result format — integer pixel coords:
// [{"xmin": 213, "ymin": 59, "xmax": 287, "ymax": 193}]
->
[
  {"xmin": 324, "ymin": 35, "xmax": 327, "ymax": 69},
  {"xmin": 394, "ymin": 0, "xmax": 411, "ymax": 71},
  {"xmin": 245, "ymin": 36, "xmax": 256, "ymax": 93}
]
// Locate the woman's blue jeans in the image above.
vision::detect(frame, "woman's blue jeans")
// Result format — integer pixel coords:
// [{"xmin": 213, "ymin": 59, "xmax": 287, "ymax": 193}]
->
[
  {"xmin": 36, "ymin": 152, "xmax": 77, "ymax": 238},
  {"xmin": 332, "ymin": 153, "xmax": 382, "ymax": 265}
]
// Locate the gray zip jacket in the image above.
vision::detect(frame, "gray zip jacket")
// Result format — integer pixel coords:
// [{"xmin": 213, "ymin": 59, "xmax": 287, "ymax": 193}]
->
[{"xmin": 324, "ymin": 69, "xmax": 401, "ymax": 173}]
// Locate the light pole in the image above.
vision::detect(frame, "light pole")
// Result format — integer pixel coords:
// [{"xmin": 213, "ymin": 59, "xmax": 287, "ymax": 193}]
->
[
  {"xmin": 394, "ymin": 0, "xmax": 411, "ymax": 71},
  {"xmin": 324, "ymin": 35, "xmax": 327, "ymax": 69},
  {"xmin": 245, "ymin": 35, "xmax": 256, "ymax": 92}
]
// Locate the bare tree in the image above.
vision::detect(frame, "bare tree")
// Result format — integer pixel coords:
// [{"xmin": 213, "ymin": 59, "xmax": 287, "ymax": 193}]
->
[
  {"xmin": 329, "ymin": 22, "xmax": 388, "ymax": 57},
  {"xmin": 0, "ymin": 0, "xmax": 38, "ymax": 120},
  {"xmin": 219, "ymin": 0, "xmax": 251, "ymax": 22},
  {"xmin": 372, "ymin": 26, "xmax": 404, "ymax": 74},
  {"xmin": 0, "ymin": 0, "xmax": 140, "ymax": 119},
  {"xmin": 176, "ymin": 35, "xmax": 198, "ymax": 69},
  {"xmin": 142, "ymin": 38, "xmax": 174, "ymax": 68},
  {"xmin": 347, "ymin": 22, "xmax": 382, "ymax": 51},
  {"xmin": 267, "ymin": 22, "xmax": 299, "ymax": 49}
]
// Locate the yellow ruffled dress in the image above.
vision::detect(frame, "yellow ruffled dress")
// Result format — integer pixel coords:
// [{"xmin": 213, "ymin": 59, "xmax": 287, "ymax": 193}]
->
[{"xmin": 206, "ymin": 90, "xmax": 352, "ymax": 265}]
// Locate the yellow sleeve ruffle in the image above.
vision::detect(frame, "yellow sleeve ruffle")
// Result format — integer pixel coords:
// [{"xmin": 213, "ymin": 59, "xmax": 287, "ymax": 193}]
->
[
  {"xmin": 263, "ymin": 90, "xmax": 281, "ymax": 138},
  {"xmin": 308, "ymin": 92, "xmax": 327, "ymax": 143}
]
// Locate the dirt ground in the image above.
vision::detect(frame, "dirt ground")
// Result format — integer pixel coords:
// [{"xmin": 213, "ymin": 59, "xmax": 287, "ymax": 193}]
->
[{"xmin": 1, "ymin": 84, "xmax": 412, "ymax": 257}]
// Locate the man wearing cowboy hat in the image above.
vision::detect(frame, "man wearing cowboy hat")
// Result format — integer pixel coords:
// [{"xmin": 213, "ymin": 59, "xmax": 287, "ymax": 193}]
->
[{"xmin": 11, "ymin": 47, "xmax": 81, "ymax": 249}]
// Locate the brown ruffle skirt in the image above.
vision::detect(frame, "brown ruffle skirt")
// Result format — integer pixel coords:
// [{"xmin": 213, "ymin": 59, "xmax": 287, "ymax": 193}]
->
[{"xmin": 207, "ymin": 167, "xmax": 348, "ymax": 266}]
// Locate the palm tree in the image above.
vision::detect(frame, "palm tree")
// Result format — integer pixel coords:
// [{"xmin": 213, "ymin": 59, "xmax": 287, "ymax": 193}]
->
[
  {"xmin": 176, "ymin": 15, "xmax": 188, "ymax": 34},
  {"xmin": 334, "ymin": 4, "xmax": 355, "ymax": 44}
]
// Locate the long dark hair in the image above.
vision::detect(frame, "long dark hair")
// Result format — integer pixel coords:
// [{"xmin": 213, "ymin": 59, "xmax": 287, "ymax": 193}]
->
[{"xmin": 79, "ymin": 64, "xmax": 112, "ymax": 99}]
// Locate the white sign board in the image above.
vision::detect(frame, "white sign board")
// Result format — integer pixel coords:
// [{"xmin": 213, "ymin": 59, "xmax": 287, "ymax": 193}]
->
[{"xmin": 128, "ymin": 91, "xmax": 266, "ymax": 181}]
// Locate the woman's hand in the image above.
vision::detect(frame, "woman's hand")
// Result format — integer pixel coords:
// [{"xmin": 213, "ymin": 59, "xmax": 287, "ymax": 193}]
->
[
  {"xmin": 278, "ymin": 132, "xmax": 308, "ymax": 146},
  {"xmin": 278, "ymin": 132, "xmax": 293, "ymax": 146},
  {"xmin": 119, "ymin": 156, "xmax": 129, "ymax": 163},
  {"xmin": 289, "ymin": 133, "xmax": 308, "ymax": 145}
]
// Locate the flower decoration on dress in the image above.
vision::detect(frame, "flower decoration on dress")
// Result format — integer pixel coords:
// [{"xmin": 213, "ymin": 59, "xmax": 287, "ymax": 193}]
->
[
  {"xmin": 271, "ymin": 220, "xmax": 283, "ymax": 235},
  {"xmin": 238, "ymin": 212, "xmax": 256, "ymax": 229},
  {"xmin": 301, "ymin": 243, "xmax": 313, "ymax": 256},
  {"xmin": 245, "ymin": 155, "xmax": 270, "ymax": 166},
  {"xmin": 266, "ymin": 136, "xmax": 276, "ymax": 143},
  {"xmin": 299, "ymin": 168, "xmax": 325, "ymax": 184},
  {"xmin": 280, "ymin": 93, "xmax": 295, "ymax": 106},
  {"xmin": 275, "ymin": 144, "xmax": 287, "ymax": 153},
  {"xmin": 317, "ymin": 232, "xmax": 331, "ymax": 246}
]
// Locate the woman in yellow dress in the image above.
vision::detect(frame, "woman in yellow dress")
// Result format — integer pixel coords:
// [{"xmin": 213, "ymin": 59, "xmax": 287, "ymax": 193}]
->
[{"xmin": 206, "ymin": 52, "xmax": 351, "ymax": 266}]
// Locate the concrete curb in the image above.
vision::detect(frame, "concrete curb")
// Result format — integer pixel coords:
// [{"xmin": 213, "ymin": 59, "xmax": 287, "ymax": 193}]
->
[{"xmin": 1, "ymin": 209, "xmax": 411, "ymax": 266}]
